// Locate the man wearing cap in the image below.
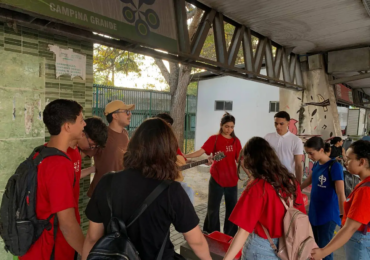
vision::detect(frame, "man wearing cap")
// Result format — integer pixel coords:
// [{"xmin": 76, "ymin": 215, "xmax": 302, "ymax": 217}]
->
[{"xmin": 83, "ymin": 100, "xmax": 135, "ymax": 197}]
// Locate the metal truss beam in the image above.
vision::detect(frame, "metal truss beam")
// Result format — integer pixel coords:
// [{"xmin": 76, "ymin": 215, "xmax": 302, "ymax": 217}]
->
[
  {"xmin": 330, "ymin": 72, "xmax": 370, "ymax": 85},
  {"xmin": 0, "ymin": 0, "xmax": 305, "ymax": 91}
]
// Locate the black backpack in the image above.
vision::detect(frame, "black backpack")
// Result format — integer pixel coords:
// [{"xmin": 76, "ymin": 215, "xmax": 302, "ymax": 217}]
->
[
  {"xmin": 0, "ymin": 145, "xmax": 72, "ymax": 257},
  {"xmin": 87, "ymin": 173, "xmax": 172, "ymax": 260}
]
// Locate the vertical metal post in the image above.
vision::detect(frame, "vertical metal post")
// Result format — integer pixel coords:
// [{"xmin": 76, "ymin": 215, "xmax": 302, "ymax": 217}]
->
[
  {"xmin": 95, "ymin": 85, "xmax": 99, "ymax": 117},
  {"xmin": 185, "ymin": 94, "xmax": 189, "ymax": 153},
  {"xmin": 149, "ymin": 91, "xmax": 152, "ymax": 117}
]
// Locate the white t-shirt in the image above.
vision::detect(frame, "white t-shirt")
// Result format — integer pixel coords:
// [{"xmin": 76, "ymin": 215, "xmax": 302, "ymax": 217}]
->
[{"xmin": 264, "ymin": 131, "xmax": 304, "ymax": 175}]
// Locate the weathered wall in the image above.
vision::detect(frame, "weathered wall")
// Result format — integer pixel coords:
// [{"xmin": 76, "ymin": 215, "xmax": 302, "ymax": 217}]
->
[
  {"xmin": 280, "ymin": 55, "xmax": 342, "ymax": 180},
  {"xmin": 0, "ymin": 22, "xmax": 93, "ymax": 259},
  {"xmin": 280, "ymin": 55, "xmax": 341, "ymax": 140}
]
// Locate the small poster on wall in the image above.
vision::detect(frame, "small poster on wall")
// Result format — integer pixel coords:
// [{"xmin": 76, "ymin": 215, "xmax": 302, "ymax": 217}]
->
[
  {"xmin": 336, "ymin": 84, "xmax": 353, "ymax": 104},
  {"xmin": 49, "ymin": 45, "xmax": 86, "ymax": 80}
]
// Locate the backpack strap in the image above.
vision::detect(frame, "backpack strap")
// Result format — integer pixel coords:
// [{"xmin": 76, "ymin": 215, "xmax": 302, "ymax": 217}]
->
[
  {"xmin": 260, "ymin": 189, "xmax": 291, "ymax": 254},
  {"xmin": 260, "ymin": 224, "xmax": 278, "ymax": 253},
  {"xmin": 106, "ymin": 173, "xmax": 172, "ymax": 260},
  {"xmin": 327, "ymin": 160, "xmax": 338, "ymax": 192},
  {"xmin": 32, "ymin": 146, "xmax": 74, "ymax": 260},
  {"xmin": 127, "ymin": 180, "xmax": 173, "ymax": 227}
]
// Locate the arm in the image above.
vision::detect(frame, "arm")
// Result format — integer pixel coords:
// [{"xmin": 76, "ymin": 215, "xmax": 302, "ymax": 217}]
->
[
  {"xmin": 300, "ymin": 172, "xmax": 312, "ymax": 191},
  {"xmin": 82, "ymin": 221, "xmax": 104, "ymax": 260},
  {"xmin": 183, "ymin": 226, "xmax": 212, "ymax": 260},
  {"xmin": 335, "ymin": 180, "xmax": 346, "ymax": 215},
  {"xmin": 57, "ymin": 208, "xmax": 85, "ymax": 256},
  {"xmin": 185, "ymin": 148, "xmax": 206, "ymax": 159},
  {"xmin": 311, "ymin": 218, "xmax": 361, "ymax": 260},
  {"xmin": 294, "ymin": 154, "xmax": 303, "ymax": 184},
  {"xmin": 342, "ymin": 148, "xmax": 347, "ymax": 161},
  {"xmin": 224, "ymin": 228, "xmax": 250, "ymax": 260},
  {"xmin": 81, "ymin": 166, "xmax": 95, "ymax": 179}
]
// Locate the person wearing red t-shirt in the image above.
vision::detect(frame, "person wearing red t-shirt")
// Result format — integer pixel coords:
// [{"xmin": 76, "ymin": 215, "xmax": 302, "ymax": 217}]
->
[
  {"xmin": 186, "ymin": 112, "xmax": 242, "ymax": 237},
  {"xmin": 224, "ymin": 137, "xmax": 306, "ymax": 260},
  {"xmin": 311, "ymin": 140, "xmax": 370, "ymax": 260},
  {"xmin": 19, "ymin": 99, "xmax": 86, "ymax": 260}
]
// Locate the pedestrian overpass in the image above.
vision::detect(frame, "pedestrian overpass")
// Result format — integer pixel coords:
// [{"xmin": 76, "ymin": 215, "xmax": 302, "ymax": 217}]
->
[{"xmin": 0, "ymin": 1, "xmax": 369, "ymax": 259}]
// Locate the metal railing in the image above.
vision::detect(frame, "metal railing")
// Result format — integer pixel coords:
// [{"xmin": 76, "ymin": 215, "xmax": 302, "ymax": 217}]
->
[{"xmin": 92, "ymin": 84, "xmax": 197, "ymax": 153}]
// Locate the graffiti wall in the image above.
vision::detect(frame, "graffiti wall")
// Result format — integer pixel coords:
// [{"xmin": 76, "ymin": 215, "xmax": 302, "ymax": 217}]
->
[{"xmin": 280, "ymin": 55, "xmax": 342, "ymax": 180}]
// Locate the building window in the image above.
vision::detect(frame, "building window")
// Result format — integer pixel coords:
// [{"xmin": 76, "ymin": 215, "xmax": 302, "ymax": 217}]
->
[
  {"xmin": 215, "ymin": 101, "xmax": 233, "ymax": 111},
  {"xmin": 269, "ymin": 101, "xmax": 279, "ymax": 112}
]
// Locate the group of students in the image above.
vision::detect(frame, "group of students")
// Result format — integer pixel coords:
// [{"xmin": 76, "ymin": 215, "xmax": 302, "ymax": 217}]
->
[{"xmin": 13, "ymin": 98, "xmax": 370, "ymax": 260}]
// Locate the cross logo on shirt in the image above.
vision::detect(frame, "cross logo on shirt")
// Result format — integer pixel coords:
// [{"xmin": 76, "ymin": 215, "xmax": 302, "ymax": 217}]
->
[{"xmin": 319, "ymin": 175, "xmax": 326, "ymax": 186}]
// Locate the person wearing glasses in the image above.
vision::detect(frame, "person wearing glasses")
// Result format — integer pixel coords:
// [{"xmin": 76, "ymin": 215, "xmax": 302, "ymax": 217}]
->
[{"xmin": 84, "ymin": 100, "xmax": 135, "ymax": 197}]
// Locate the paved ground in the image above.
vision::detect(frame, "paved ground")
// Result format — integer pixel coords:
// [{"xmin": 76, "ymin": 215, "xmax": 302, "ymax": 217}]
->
[{"xmin": 174, "ymin": 164, "xmax": 346, "ymax": 259}]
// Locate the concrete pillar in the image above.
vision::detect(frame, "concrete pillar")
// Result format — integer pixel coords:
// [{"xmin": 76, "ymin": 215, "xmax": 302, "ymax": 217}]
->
[{"xmin": 280, "ymin": 55, "xmax": 342, "ymax": 140}]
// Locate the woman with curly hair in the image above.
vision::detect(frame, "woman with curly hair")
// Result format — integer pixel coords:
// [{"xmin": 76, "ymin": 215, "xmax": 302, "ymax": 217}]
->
[{"xmin": 224, "ymin": 137, "xmax": 306, "ymax": 260}]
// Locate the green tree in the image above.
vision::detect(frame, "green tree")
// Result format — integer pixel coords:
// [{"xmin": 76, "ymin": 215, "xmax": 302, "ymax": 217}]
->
[
  {"xmin": 187, "ymin": 82, "xmax": 198, "ymax": 96},
  {"xmin": 94, "ymin": 46, "xmax": 144, "ymax": 86}
]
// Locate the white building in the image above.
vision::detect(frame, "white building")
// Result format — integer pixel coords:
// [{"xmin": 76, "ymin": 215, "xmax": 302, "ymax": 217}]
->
[{"xmin": 195, "ymin": 74, "xmax": 280, "ymax": 150}]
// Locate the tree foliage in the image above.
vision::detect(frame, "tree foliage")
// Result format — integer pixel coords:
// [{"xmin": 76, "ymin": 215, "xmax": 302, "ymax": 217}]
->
[
  {"xmin": 94, "ymin": 45, "xmax": 144, "ymax": 86},
  {"xmin": 199, "ymin": 23, "xmax": 259, "ymax": 66}
]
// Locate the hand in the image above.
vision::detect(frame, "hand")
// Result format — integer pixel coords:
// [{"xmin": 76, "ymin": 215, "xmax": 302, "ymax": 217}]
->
[
  {"xmin": 311, "ymin": 248, "xmax": 327, "ymax": 260},
  {"xmin": 206, "ymin": 155, "xmax": 214, "ymax": 166}
]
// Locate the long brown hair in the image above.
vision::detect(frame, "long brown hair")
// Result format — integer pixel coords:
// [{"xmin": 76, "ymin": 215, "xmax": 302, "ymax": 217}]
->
[
  {"xmin": 219, "ymin": 112, "xmax": 237, "ymax": 139},
  {"xmin": 124, "ymin": 118, "xmax": 179, "ymax": 180},
  {"xmin": 243, "ymin": 137, "xmax": 298, "ymax": 203}
]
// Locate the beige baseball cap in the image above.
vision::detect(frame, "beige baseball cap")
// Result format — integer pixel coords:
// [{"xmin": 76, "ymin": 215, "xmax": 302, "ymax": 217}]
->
[{"xmin": 104, "ymin": 100, "xmax": 135, "ymax": 115}]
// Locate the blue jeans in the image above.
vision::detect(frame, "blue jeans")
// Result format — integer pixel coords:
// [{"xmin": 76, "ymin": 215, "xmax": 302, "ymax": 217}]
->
[
  {"xmin": 180, "ymin": 182, "xmax": 194, "ymax": 204},
  {"xmin": 312, "ymin": 221, "xmax": 337, "ymax": 260},
  {"xmin": 345, "ymin": 231, "xmax": 370, "ymax": 260},
  {"xmin": 241, "ymin": 233, "xmax": 279, "ymax": 260}
]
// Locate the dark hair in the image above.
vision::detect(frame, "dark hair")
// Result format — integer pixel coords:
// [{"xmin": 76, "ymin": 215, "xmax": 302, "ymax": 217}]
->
[
  {"xmin": 274, "ymin": 111, "xmax": 290, "ymax": 121},
  {"xmin": 124, "ymin": 118, "xmax": 179, "ymax": 180},
  {"xmin": 43, "ymin": 99, "xmax": 83, "ymax": 135},
  {"xmin": 304, "ymin": 136, "xmax": 325, "ymax": 151},
  {"xmin": 154, "ymin": 113, "xmax": 174, "ymax": 125},
  {"xmin": 349, "ymin": 140, "xmax": 370, "ymax": 168},
  {"xmin": 368, "ymin": 131, "xmax": 370, "ymax": 135},
  {"xmin": 219, "ymin": 112, "xmax": 237, "ymax": 138},
  {"xmin": 84, "ymin": 117, "xmax": 108, "ymax": 148},
  {"xmin": 106, "ymin": 113, "xmax": 113, "ymax": 124},
  {"xmin": 330, "ymin": 137, "xmax": 342, "ymax": 145},
  {"xmin": 243, "ymin": 137, "xmax": 298, "ymax": 204},
  {"xmin": 324, "ymin": 143, "xmax": 331, "ymax": 154}
]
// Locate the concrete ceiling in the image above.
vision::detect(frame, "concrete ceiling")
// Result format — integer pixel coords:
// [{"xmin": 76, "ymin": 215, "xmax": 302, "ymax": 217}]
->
[
  {"xmin": 332, "ymin": 71, "xmax": 370, "ymax": 95},
  {"xmin": 198, "ymin": 0, "xmax": 370, "ymax": 54}
]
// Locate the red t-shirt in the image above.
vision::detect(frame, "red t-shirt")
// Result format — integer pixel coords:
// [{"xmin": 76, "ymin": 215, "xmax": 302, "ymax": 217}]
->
[
  {"xmin": 342, "ymin": 176, "xmax": 370, "ymax": 232},
  {"xmin": 67, "ymin": 146, "xmax": 81, "ymax": 219},
  {"xmin": 177, "ymin": 148, "xmax": 187, "ymax": 161},
  {"xmin": 202, "ymin": 135, "xmax": 242, "ymax": 187},
  {"xmin": 229, "ymin": 179, "xmax": 306, "ymax": 239},
  {"xmin": 19, "ymin": 147, "xmax": 80, "ymax": 260}
]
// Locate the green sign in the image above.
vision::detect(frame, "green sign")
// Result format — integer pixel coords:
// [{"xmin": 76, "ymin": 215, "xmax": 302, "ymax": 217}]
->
[{"xmin": 1, "ymin": 0, "xmax": 178, "ymax": 53}]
